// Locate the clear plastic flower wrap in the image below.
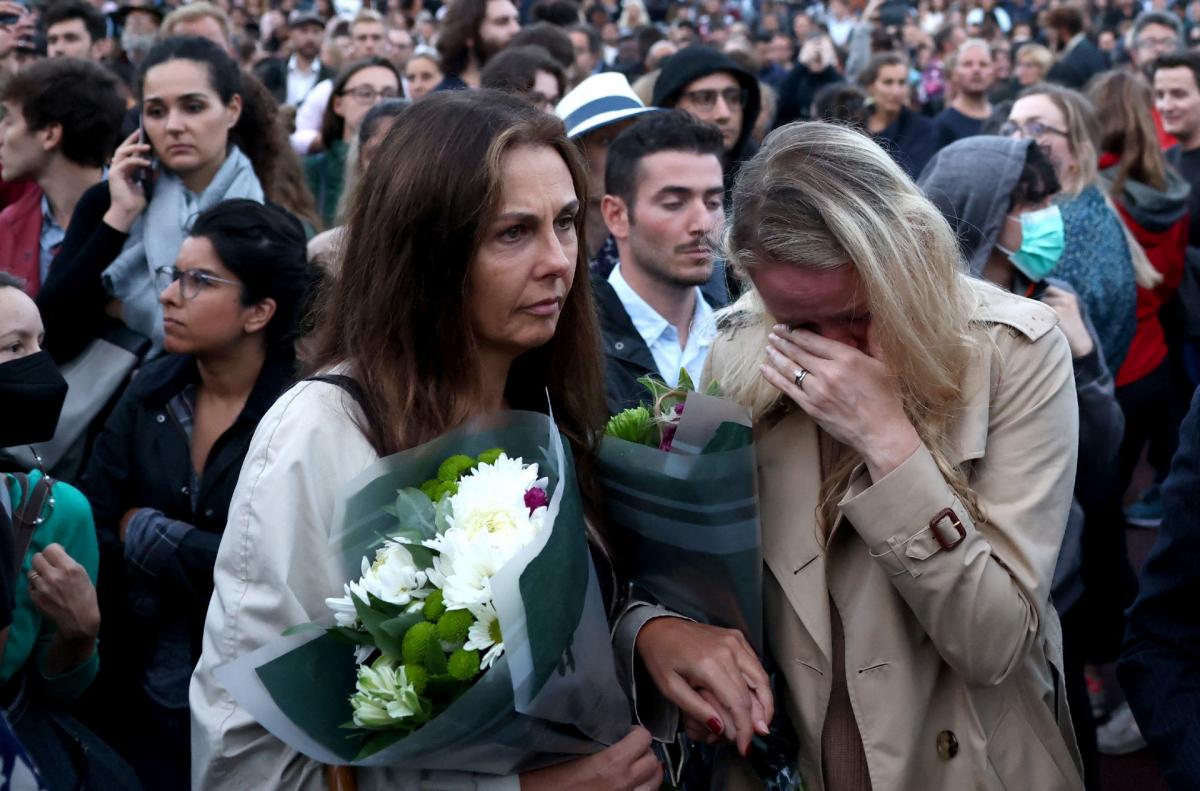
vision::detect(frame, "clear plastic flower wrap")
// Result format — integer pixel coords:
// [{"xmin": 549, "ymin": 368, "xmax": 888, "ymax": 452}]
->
[{"xmin": 214, "ymin": 411, "xmax": 630, "ymax": 772}]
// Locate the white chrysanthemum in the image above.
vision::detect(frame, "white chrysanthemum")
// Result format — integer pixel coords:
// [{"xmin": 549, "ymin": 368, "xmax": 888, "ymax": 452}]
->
[
  {"xmin": 359, "ymin": 540, "xmax": 430, "ymax": 607},
  {"xmin": 424, "ymin": 454, "xmax": 547, "ymax": 610},
  {"xmin": 325, "ymin": 588, "xmax": 361, "ymax": 628},
  {"xmin": 445, "ymin": 454, "xmax": 546, "ymax": 545},
  {"xmin": 427, "ymin": 530, "xmax": 505, "ymax": 609},
  {"xmin": 465, "ymin": 602, "xmax": 505, "ymax": 669},
  {"xmin": 327, "ymin": 541, "xmax": 428, "ymax": 627},
  {"xmin": 350, "ymin": 656, "xmax": 421, "ymax": 728}
]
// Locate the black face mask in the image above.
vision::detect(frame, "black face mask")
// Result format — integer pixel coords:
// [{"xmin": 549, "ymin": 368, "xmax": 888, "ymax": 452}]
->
[{"xmin": 0, "ymin": 351, "xmax": 68, "ymax": 447}]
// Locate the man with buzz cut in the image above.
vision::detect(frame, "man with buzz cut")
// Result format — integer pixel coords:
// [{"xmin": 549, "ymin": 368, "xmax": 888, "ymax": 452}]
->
[{"xmin": 592, "ymin": 110, "xmax": 727, "ymax": 413}]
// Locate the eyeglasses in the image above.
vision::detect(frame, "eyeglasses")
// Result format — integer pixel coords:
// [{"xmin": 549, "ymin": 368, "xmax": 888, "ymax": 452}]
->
[
  {"xmin": 999, "ymin": 119, "xmax": 1068, "ymax": 139},
  {"xmin": 1135, "ymin": 35, "xmax": 1179, "ymax": 51},
  {"xmin": 156, "ymin": 266, "xmax": 240, "ymax": 300},
  {"xmin": 526, "ymin": 91, "xmax": 558, "ymax": 113},
  {"xmin": 341, "ymin": 85, "xmax": 400, "ymax": 103},
  {"xmin": 679, "ymin": 86, "xmax": 748, "ymax": 111}
]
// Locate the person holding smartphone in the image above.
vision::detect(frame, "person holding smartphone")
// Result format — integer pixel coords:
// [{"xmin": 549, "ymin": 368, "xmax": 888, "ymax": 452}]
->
[{"xmin": 36, "ymin": 36, "xmax": 277, "ymax": 365}]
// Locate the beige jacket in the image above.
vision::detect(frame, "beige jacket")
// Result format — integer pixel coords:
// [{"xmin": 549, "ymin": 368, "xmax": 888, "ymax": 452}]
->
[
  {"xmin": 708, "ymin": 281, "xmax": 1085, "ymax": 791},
  {"xmin": 188, "ymin": 379, "xmax": 519, "ymax": 791}
]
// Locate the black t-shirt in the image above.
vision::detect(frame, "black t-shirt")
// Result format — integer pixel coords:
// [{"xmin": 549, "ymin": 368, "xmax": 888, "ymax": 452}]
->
[{"xmin": 933, "ymin": 106, "xmax": 985, "ymax": 151}]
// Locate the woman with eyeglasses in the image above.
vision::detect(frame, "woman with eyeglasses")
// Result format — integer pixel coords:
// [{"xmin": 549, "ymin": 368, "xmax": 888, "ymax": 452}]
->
[
  {"xmin": 304, "ymin": 57, "xmax": 402, "ymax": 228},
  {"xmin": 77, "ymin": 199, "xmax": 314, "ymax": 790},
  {"xmin": 1004, "ymin": 83, "xmax": 1155, "ymax": 376}
]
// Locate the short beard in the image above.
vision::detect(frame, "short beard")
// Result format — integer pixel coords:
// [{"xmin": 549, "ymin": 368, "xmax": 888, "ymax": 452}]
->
[
  {"xmin": 122, "ymin": 31, "xmax": 157, "ymax": 60},
  {"xmin": 474, "ymin": 34, "xmax": 507, "ymax": 65},
  {"xmin": 629, "ymin": 232, "xmax": 714, "ymax": 289}
]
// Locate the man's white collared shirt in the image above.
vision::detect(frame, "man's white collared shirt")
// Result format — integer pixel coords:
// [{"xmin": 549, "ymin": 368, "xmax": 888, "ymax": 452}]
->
[
  {"xmin": 286, "ymin": 55, "xmax": 321, "ymax": 107},
  {"xmin": 609, "ymin": 263, "xmax": 716, "ymax": 387}
]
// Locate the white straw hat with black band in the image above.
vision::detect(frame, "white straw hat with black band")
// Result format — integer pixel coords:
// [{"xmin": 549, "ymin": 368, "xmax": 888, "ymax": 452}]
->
[{"xmin": 555, "ymin": 73, "xmax": 662, "ymax": 140}]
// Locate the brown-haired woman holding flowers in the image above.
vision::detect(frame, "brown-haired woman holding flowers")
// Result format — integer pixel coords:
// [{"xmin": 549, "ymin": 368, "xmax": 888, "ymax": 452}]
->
[{"xmin": 189, "ymin": 90, "xmax": 662, "ymax": 791}]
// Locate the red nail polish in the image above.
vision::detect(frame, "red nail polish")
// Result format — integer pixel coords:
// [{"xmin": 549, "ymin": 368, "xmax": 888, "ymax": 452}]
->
[{"xmin": 706, "ymin": 716, "xmax": 723, "ymax": 735}]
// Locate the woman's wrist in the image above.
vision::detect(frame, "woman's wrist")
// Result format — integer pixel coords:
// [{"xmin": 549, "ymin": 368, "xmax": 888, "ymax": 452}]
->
[
  {"xmin": 102, "ymin": 205, "xmax": 138, "ymax": 233},
  {"xmin": 862, "ymin": 421, "xmax": 922, "ymax": 482}
]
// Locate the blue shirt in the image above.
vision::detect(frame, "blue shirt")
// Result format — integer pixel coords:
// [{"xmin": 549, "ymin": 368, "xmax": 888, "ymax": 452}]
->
[
  {"xmin": 38, "ymin": 194, "xmax": 65, "ymax": 285},
  {"xmin": 608, "ymin": 263, "xmax": 716, "ymax": 387}
]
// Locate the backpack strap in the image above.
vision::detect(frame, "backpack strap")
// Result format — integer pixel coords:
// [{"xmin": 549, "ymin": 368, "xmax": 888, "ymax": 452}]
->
[
  {"xmin": 7, "ymin": 473, "xmax": 54, "ymax": 581},
  {"xmin": 305, "ymin": 375, "xmax": 387, "ymax": 457}
]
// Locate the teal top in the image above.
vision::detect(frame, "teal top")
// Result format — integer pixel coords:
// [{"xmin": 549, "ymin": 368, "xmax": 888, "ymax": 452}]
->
[
  {"xmin": 2, "ymin": 471, "xmax": 99, "ymax": 702},
  {"xmin": 303, "ymin": 139, "xmax": 349, "ymax": 230}
]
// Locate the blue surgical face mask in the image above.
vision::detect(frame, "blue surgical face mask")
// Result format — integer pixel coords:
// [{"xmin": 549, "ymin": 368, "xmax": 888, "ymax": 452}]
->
[{"xmin": 996, "ymin": 205, "xmax": 1065, "ymax": 281}]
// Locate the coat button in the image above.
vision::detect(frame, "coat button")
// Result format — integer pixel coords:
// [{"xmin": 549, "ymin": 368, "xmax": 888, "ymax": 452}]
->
[
  {"xmin": 936, "ymin": 730, "xmax": 959, "ymax": 760},
  {"xmin": 614, "ymin": 341, "xmax": 625, "ymax": 351},
  {"xmin": 204, "ymin": 509, "xmax": 214, "ymax": 518},
  {"xmin": 156, "ymin": 414, "xmax": 166, "ymax": 423},
  {"xmin": 181, "ymin": 486, "xmax": 190, "ymax": 495}
]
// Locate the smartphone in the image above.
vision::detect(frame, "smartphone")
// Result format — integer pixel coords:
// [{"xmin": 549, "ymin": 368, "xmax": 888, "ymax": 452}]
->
[{"xmin": 134, "ymin": 118, "xmax": 156, "ymax": 203}]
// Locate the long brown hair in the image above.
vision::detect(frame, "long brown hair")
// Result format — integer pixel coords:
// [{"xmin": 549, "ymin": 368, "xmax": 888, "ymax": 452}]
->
[
  {"xmin": 310, "ymin": 90, "xmax": 606, "ymax": 473},
  {"xmin": 319, "ymin": 57, "xmax": 402, "ymax": 149},
  {"xmin": 1087, "ymin": 71, "xmax": 1171, "ymax": 197},
  {"xmin": 436, "ymin": 0, "xmax": 487, "ymax": 76}
]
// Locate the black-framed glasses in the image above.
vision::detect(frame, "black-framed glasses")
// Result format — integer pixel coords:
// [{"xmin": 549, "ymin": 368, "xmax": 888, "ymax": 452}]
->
[
  {"xmin": 341, "ymin": 85, "xmax": 400, "ymax": 103},
  {"xmin": 680, "ymin": 86, "xmax": 748, "ymax": 111},
  {"xmin": 526, "ymin": 91, "xmax": 558, "ymax": 112},
  {"xmin": 156, "ymin": 266, "xmax": 240, "ymax": 300},
  {"xmin": 999, "ymin": 119, "xmax": 1068, "ymax": 139}
]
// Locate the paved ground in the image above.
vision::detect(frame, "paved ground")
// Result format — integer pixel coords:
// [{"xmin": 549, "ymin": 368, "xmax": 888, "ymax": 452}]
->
[{"xmin": 1096, "ymin": 519, "xmax": 1169, "ymax": 791}]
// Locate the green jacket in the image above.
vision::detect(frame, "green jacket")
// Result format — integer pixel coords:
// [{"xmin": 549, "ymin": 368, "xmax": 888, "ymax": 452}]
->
[
  {"xmin": 2, "ymin": 471, "xmax": 99, "ymax": 702},
  {"xmin": 304, "ymin": 139, "xmax": 349, "ymax": 230}
]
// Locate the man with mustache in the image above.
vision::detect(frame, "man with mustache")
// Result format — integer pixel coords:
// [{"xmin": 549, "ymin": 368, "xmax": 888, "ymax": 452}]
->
[{"xmin": 591, "ymin": 110, "xmax": 726, "ymax": 413}]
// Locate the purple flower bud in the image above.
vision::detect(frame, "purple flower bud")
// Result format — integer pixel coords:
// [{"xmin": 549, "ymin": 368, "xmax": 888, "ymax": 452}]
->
[
  {"xmin": 659, "ymin": 422, "xmax": 678, "ymax": 452},
  {"xmin": 524, "ymin": 487, "xmax": 549, "ymax": 513},
  {"xmin": 674, "ymin": 403, "xmax": 685, "ymax": 415}
]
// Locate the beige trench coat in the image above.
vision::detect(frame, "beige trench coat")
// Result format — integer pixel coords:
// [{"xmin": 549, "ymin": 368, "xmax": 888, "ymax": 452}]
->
[{"xmin": 708, "ymin": 280, "xmax": 1085, "ymax": 791}]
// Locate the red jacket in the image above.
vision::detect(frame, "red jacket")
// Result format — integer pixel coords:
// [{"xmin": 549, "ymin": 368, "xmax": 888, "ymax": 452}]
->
[
  {"xmin": 0, "ymin": 185, "xmax": 44, "ymax": 296},
  {"xmin": 1099, "ymin": 153, "xmax": 1189, "ymax": 387}
]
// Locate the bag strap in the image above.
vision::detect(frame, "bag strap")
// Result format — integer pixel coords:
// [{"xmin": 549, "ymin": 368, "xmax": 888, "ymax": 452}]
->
[
  {"xmin": 305, "ymin": 375, "xmax": 386, "ymax": 457},
  {"xmin": 8, "ymin": 473, "xmax": 54, "ymax": 581}
]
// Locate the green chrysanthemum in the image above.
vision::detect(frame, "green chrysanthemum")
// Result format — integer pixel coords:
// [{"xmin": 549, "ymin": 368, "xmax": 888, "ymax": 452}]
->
[
  {"xmin": 403, "ymin": 663, "xmax": 429, "ymax": 696},
  {"xmin": 476, "ymin": 448, "xmax": 504, "ymax": 465},
  {"xmin": 419, "ymin": 479, "xmax": 441, "ymax": 500},
  {"xmin": 401, "ymin": 621, "xmax": 436, "ymax": 666},
  {"xmin": 436, "ymin": 608, "xmax": 474, "ymax": 645},
  {"xmin": 422, "ymin": 589, "xmax": 446, "ymax": 622},
  {"xmin": 605, "ymin": 406, "xmax": 657, "ymax": 447},
  {"xmin": 437, "ymin": 454, "xmax": 477, "ymax": 483},
  {"xmin": 447, "ymin": 648, "xmax": 481, "ymax": 681}
]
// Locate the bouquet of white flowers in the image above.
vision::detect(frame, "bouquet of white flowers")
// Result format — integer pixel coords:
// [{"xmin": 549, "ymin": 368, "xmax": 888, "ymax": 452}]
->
[{"xmin": 215, "ymin": 411, "xmax": 629, "ymax": 772}]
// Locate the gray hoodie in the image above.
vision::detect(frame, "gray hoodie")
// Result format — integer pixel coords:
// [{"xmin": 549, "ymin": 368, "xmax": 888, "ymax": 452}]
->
[{"xmin": 917, "ymin": 135, "xmax": 1029, "ymax": 276}]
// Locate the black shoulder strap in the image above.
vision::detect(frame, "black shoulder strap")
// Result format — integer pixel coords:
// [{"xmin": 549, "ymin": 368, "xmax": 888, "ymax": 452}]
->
[
  {"xmin": 8, "ymin": 473, "xmax": 53, "ymax": 581},
  {"xmin": 305, "ymin": 375, "xmax": 387, "ymax": 456}
]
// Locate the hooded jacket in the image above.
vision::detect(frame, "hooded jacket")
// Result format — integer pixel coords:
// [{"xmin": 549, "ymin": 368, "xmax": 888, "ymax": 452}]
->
[
  {"xmin": 918, "ymin": 135, "xmax": 1028, "ymax": 277},
  {"xmin": 652, "ymin": 47, "xmax": 761, "ymax": 188},
  {"xmin": 1098, "ymin": 153, "xmax": 1190, "ymax": 386}
]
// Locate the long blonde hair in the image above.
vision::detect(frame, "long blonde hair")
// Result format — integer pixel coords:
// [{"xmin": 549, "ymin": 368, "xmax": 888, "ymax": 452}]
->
[
  {"xmin": 1018, "ymin": 82, "xmax": 1163, "ymax": 289},
  {"xmin": 721, "ymin": 122, "xmax": 984, "ymax": 532}
]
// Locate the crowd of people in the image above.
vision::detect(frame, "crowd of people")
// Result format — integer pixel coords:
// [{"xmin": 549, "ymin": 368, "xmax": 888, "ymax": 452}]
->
[{"xmin": 0, "ymin": 0, "xmax": 1199, "ymax": 787}]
